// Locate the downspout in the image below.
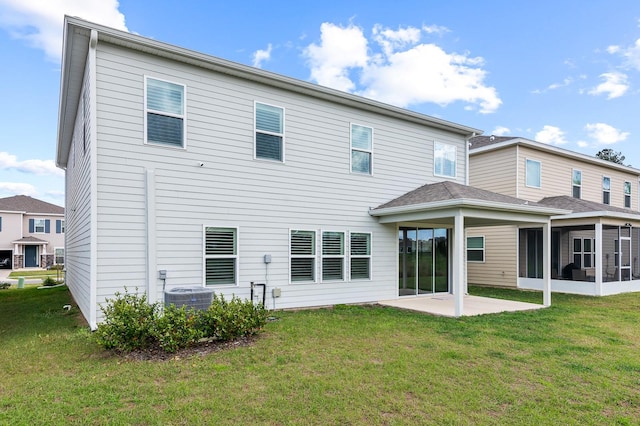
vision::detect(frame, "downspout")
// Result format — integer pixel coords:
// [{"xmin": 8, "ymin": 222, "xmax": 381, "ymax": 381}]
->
[
  {"xmin": 146, "ymin": 168, "xmax": 157, "ymax": 304},
  {"xmin": 89, "ymin": 29, "xmax": 99, "ymax": 330}
]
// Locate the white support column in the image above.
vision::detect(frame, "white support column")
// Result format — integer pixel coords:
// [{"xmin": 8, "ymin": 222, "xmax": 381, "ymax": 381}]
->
[
  {"xmin": 542, "ymin": 221, "xmax": 551, "ymax": 307},
  {"xmin": 595, "ymin": 223, "xmax": 603, "ymax": 296},
  {"xmin": 454, "ymin": 212, "xmax": 465, "ymax": 317}
]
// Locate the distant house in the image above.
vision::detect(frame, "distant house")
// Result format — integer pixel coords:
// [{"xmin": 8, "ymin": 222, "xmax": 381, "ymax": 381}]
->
[
  {"xmin": 56, "ymin": 17, "xmax": 563, "ymax": 329},
  {"xmin": 0, "ymin": 195, "xmax": 65, "ymax": 270},
  {"xmin": 468, "ymin": 136, "xmax": 640, "ymax": 296}
]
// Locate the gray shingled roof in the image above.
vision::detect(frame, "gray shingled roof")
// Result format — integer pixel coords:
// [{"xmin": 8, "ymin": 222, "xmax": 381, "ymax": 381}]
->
[
  {"xmin": 468, "ymin": 135, "xmax": 516, "ymax": 150},
  {"xmin": 538, "ymin": 195, "xmax": 640, "ymax": 216},
  {"xmin": 0, "ymin": 195, "xmax": 64, "ymax": 214},
  {"xmin": 374, "ymin": 181, "xmax": 547, "ymax": 210}
]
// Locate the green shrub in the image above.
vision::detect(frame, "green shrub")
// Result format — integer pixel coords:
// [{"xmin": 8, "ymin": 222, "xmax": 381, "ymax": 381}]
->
[
  {"xmin": 41, "ymin": 276, "xmax": 62, "ymax": 286},
  {"xmin": 199, "ymin": 294, "xmax": 267, "ymax": 341},
  {"xmin": 95, "ymin": 290, "xmax": 267, "ymax": 354},
  {"xmin": 95, "ymin": 289, "xmax": 159, "ymax": 352},
  {"xmin": 153, "ymin": 304, "xmax": 203, "ymax": 353}
]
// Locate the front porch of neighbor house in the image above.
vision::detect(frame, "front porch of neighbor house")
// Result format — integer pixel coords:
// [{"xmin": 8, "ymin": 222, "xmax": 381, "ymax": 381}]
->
[
  {"xmin": 370, "ymin": 181, "xmax": 568, "ymax": 317},
  {"xmin": 518, "ymin": 196, "xmax": 640, "ymax": 296}
]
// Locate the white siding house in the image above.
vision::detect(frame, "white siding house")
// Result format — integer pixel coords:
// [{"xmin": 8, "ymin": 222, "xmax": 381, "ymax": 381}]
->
[{"xmin": 56, "ymin": 17, "xmax": 563, "ymax": 328}]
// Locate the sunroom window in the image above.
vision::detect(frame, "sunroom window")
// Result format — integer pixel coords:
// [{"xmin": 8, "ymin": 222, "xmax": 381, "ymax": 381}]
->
[{"xmin": 145, "ymin": 77, "xmax": 185, "ymax": 148}]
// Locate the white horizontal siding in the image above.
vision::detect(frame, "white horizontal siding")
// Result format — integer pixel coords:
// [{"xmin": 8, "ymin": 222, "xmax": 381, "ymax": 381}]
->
[{"xmin": 90, "ymin": 41, "xmax": 469, "ymax": 316}]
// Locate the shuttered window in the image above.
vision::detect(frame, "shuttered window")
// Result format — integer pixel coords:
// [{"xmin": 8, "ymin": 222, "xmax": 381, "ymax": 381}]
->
[
  {"xmin": 322, "ymin": 231, "xmax": 345, "ymax": 281},
  {"xmin": 350, "ymin": 233, "xmax": 371, "ymax": 279},
  {"xmin": 205, "ymin": 227, "xmax": 237, "ymax": 285},
  {"xmin": 255, "ymin": 102, "xmax": 284, "ymax": 161},
  {"xmin": 290, "ymin": 230, "xmax": 315, "ymax": 282},
  {"xmin": 351, "ymin": 124, "xmax": 372, "ymax": 174},
  {"xmin": 145, "ymin": 77, "xmax": 185, "ymax": 148}
]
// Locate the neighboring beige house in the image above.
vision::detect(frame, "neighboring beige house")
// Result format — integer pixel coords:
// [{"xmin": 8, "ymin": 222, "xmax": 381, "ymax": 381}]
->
[
  {"xmin": 0, "ymin": 195, "xmax": 65, "ymax": 270},
  {"xmin": 467, "ymin": 136, "xmax": 640, "ymax": 296}
]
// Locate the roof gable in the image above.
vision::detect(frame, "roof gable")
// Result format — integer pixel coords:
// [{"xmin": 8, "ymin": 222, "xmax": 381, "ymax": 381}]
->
[{"xmin": 0, "ymin": 195, "xmax": 64, "ymax": 214}]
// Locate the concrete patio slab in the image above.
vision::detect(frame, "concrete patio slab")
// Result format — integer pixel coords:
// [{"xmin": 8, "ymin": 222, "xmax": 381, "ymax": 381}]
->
[{"xmin": 378, "ymin": 294, "xmax": 546, "ymax": 317}]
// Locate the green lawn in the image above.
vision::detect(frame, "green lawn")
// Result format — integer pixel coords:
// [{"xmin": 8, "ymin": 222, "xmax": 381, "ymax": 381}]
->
[
  {"xmin": 8, "ymin": 269, "xmax": 63, "ymax": 280},
  {"xmin": 1, "ymin": 286, "xmax": 640, "ymax": 424}
]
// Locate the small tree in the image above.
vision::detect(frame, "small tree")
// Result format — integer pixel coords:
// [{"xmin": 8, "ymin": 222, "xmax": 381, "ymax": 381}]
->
[{"xmin": 596, "ymin": 149, "xmax": 628, "ymax": 166}]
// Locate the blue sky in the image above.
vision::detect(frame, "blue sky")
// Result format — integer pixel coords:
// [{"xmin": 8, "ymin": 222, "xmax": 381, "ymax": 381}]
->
[{"xmin": 1, "ymin": 0, "xmax": 640, "ymax": 206}]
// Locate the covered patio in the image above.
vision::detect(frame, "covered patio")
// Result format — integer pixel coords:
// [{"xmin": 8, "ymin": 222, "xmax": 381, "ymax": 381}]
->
[
  {"xmin": 370, "ymin": 181, "xmax": 568, "ymax": 317},
  {"xmin": 378, "ymin": 293, "xmax": 545, "ymax": 317}
]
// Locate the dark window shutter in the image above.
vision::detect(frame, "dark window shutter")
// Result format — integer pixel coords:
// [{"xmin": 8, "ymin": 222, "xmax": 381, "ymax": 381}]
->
[
  {"xmin": 45, "ymin": 220, "xmax": 51, "ymax": 234},
  {"xmin": 29, "ymin": 219, "xmax": 34, "ymax": 233},
  {"xmin": 56, "ymin": 220, "xmax": 61, "ymax": 234}
]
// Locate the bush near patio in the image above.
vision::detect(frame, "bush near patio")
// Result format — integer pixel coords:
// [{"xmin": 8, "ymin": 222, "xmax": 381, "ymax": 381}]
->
[{"xmin": 94, "ymin": 289, "xmax": 267, "ymax": 353}]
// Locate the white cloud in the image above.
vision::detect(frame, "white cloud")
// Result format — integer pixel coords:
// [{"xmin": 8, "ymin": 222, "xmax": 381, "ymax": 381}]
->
[
  {"xmin": 588, "ymin": 72, "xmax": 629, "ymax": 99},
  {"xmin": 0, "ymin": 0, "xmax": 127, "ymax": 61},
  {"xmin": 576, "ymin": 140, "xmax": 589, "ymax": 148},
  {"xmin": 303, "ymin": 22, "xmax": 369, "ymax": 92},
  {"xmin": 422, "ymin": 24, "xmax": 449, "ymax": 35},
  {"xmin": 0, "ymin": 152, "xmax": 64, "ymax": 177},
  {"xmin": 491, "ymin": 126, "xmax": 510, "ymax": 136},
  {"xmin": 585, "ymin": 123, "xmax": 629, "ymax": 145},
  {"xmin": 303, "ymin": 22, "xmax": 501, "ymax": 114},
  {"xmin": 535, "ymin": 125, "xmax": 568, "ymax": 145},
  {"xmin": 0, "ymin": 182, "xmax": 37, "ymax": 196},
  {"xmin": 252, "ymin": 43, "xmax": 272, "ymax": 68}
]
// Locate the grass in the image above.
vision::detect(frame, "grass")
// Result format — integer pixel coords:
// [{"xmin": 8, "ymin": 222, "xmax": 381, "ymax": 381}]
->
[
  {"xmin": 8, "ymin": 269, "xmax": 63, "ymax": 280},
  {"xmin": 2, "ymin": 286, "xmax": 640, "ymax": 424}
]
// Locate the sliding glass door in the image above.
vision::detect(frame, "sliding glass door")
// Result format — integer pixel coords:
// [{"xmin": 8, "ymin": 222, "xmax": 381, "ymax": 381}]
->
[{"xmin": 398, "ymin": 227, "xmax": 449, "ymax": 296}]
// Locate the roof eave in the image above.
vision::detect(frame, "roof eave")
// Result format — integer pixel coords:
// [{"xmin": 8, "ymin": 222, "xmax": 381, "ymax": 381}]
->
[
  {"xmin": 370, "ymin": 198, "xmax": 568, "ymax": 217},
  {"xmin": 551, "ymin": 210, "xmax": 640, "ymax": 221}
]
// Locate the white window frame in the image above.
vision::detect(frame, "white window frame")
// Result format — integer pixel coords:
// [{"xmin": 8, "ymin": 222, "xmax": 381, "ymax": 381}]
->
[
  {"xmin": 321, "ymin": 230, "xmax": 346, "ymax": 282},
  {"xmin": 203, "ymin": 226, "xmax": 239, "ymax": 286},
  {"xmin": 572, "ymin": 169, "xmax": 582, "ymax": 199},
  {"xmin": 54, "ymin": 247, "xmax": 65, "ymax": 265},
  {"xmin": 624, "ymin": 181, "xmax": 632, "ymax": 208},
  {"xmin": 254, "ymin": 101, "xmax": 285, "ymax": 162},
  {"xmin": 603, "ymin": 176, "xmax": 611, "ymax": 205},
  {"xmin": 144, "ymin": 76, "xmax": 186, "ymax": 149},
  {"xmin": 525, "ymin": 158, "xmax": 541, "ymax": 188},
  {"xmin": 34, "ymin": 218, "xmax": 46, "ymax": 234},
  {"xmin": 349, "ymin": 232, "xmax": 372, "ymax": 280},
  {"xmin": 573, "ymin": 237, "xmax": 595, "ymax": 269},
  {"xmin": 466, "ymin": 236, "xmax": 485, "ymax": 263},
  {"xmin": 434, "ymin": 141, "xmax": 457, "ymax": 178},
  {"xmin": 289, "ymin": 229, "xmax": 317, "ymax": 283},
  {"xmin": 350, "ymin": 123, "xmax": 373, "ymax": 175}
]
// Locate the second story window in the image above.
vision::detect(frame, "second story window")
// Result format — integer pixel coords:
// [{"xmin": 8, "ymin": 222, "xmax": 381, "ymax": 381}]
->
[
  {"xmin": 526, "ymin": 159, "xmax": 541, "ymax": 188},
  {"xmin": 350, "ymin": 124, "xmax": 372, "ymax": 174},
  {"xmin": 145, "ymin": 77, "xmax": 185, "ymax": 148},
  {"xmin": 624, "ymin": 181, "xmax": 632, "ymax": 208},
  {"xmin": 30, "ymin": 218, "xmax": 49, "ymax": 233},
  {"xmin": 572, "ymin": 169, "xmax": 582, "ymax": 199},
  {"xmin": 603, "ymin": 177, "xmax": 611, "ymax": 205},
  {"xmin": 434, "ymin": 142, "xmax": 456, "ymax": 178},
  {"xmin": 255, "ymin": 102, "xmax": 284, "ymax": 161}
]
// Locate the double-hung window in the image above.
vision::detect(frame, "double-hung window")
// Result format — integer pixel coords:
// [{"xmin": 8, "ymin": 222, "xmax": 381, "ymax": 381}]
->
[
  {"xmin": 434, "ymin": 142, "xmax": 456, "ymax": 177},
  {"xmin": 351, "ymin": 124, "xmax": 372, "ymax": 174},
  {"xmin": 322, "ymin": 231, "xmax": 345, "ymax": 281},
  {"xmin": 573, "ymin": 238, "xmax": 595, "ymax": 269},
  {"xmin": 603, "ymin": 176, "xmax": 611, "ymax": 205},
  {"xmin": 467, "ymin": 236, "xmax": 485, "ymax": 262},
  {"xmin": 55, "ymin": 248, "xmax": 65, "ymax": 265},
  {"xmin": 572, "ymin": 169, "xmax": 582, "ymax": 199},
  {"xmin": 526, "ymin": 159, "xmax": 541, "ymax": 188},
  {"xmin": 204, "ymin": 227, "xmax": 238, "ymax": 285},
  {"xmin": 145, "ymin": 77, "xmax": 185, "ymax": 148},
  {"xmin": 30, "ymin": 218, "xmax": 48, "ymax": 233},
  {"xmin": 255, "ymin": 102, "xmax": 284, "ymax": 161},
  {"xmin": 350, "ymin": 233, "xmax": 371, "ymax": 279},
  {"xmin": 290, "ymin": 230, "xmax": 316, "ymax": 282},
  {"xmin": 624, "ymin": 181, "xmax": 632, "ymax": 208}
]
